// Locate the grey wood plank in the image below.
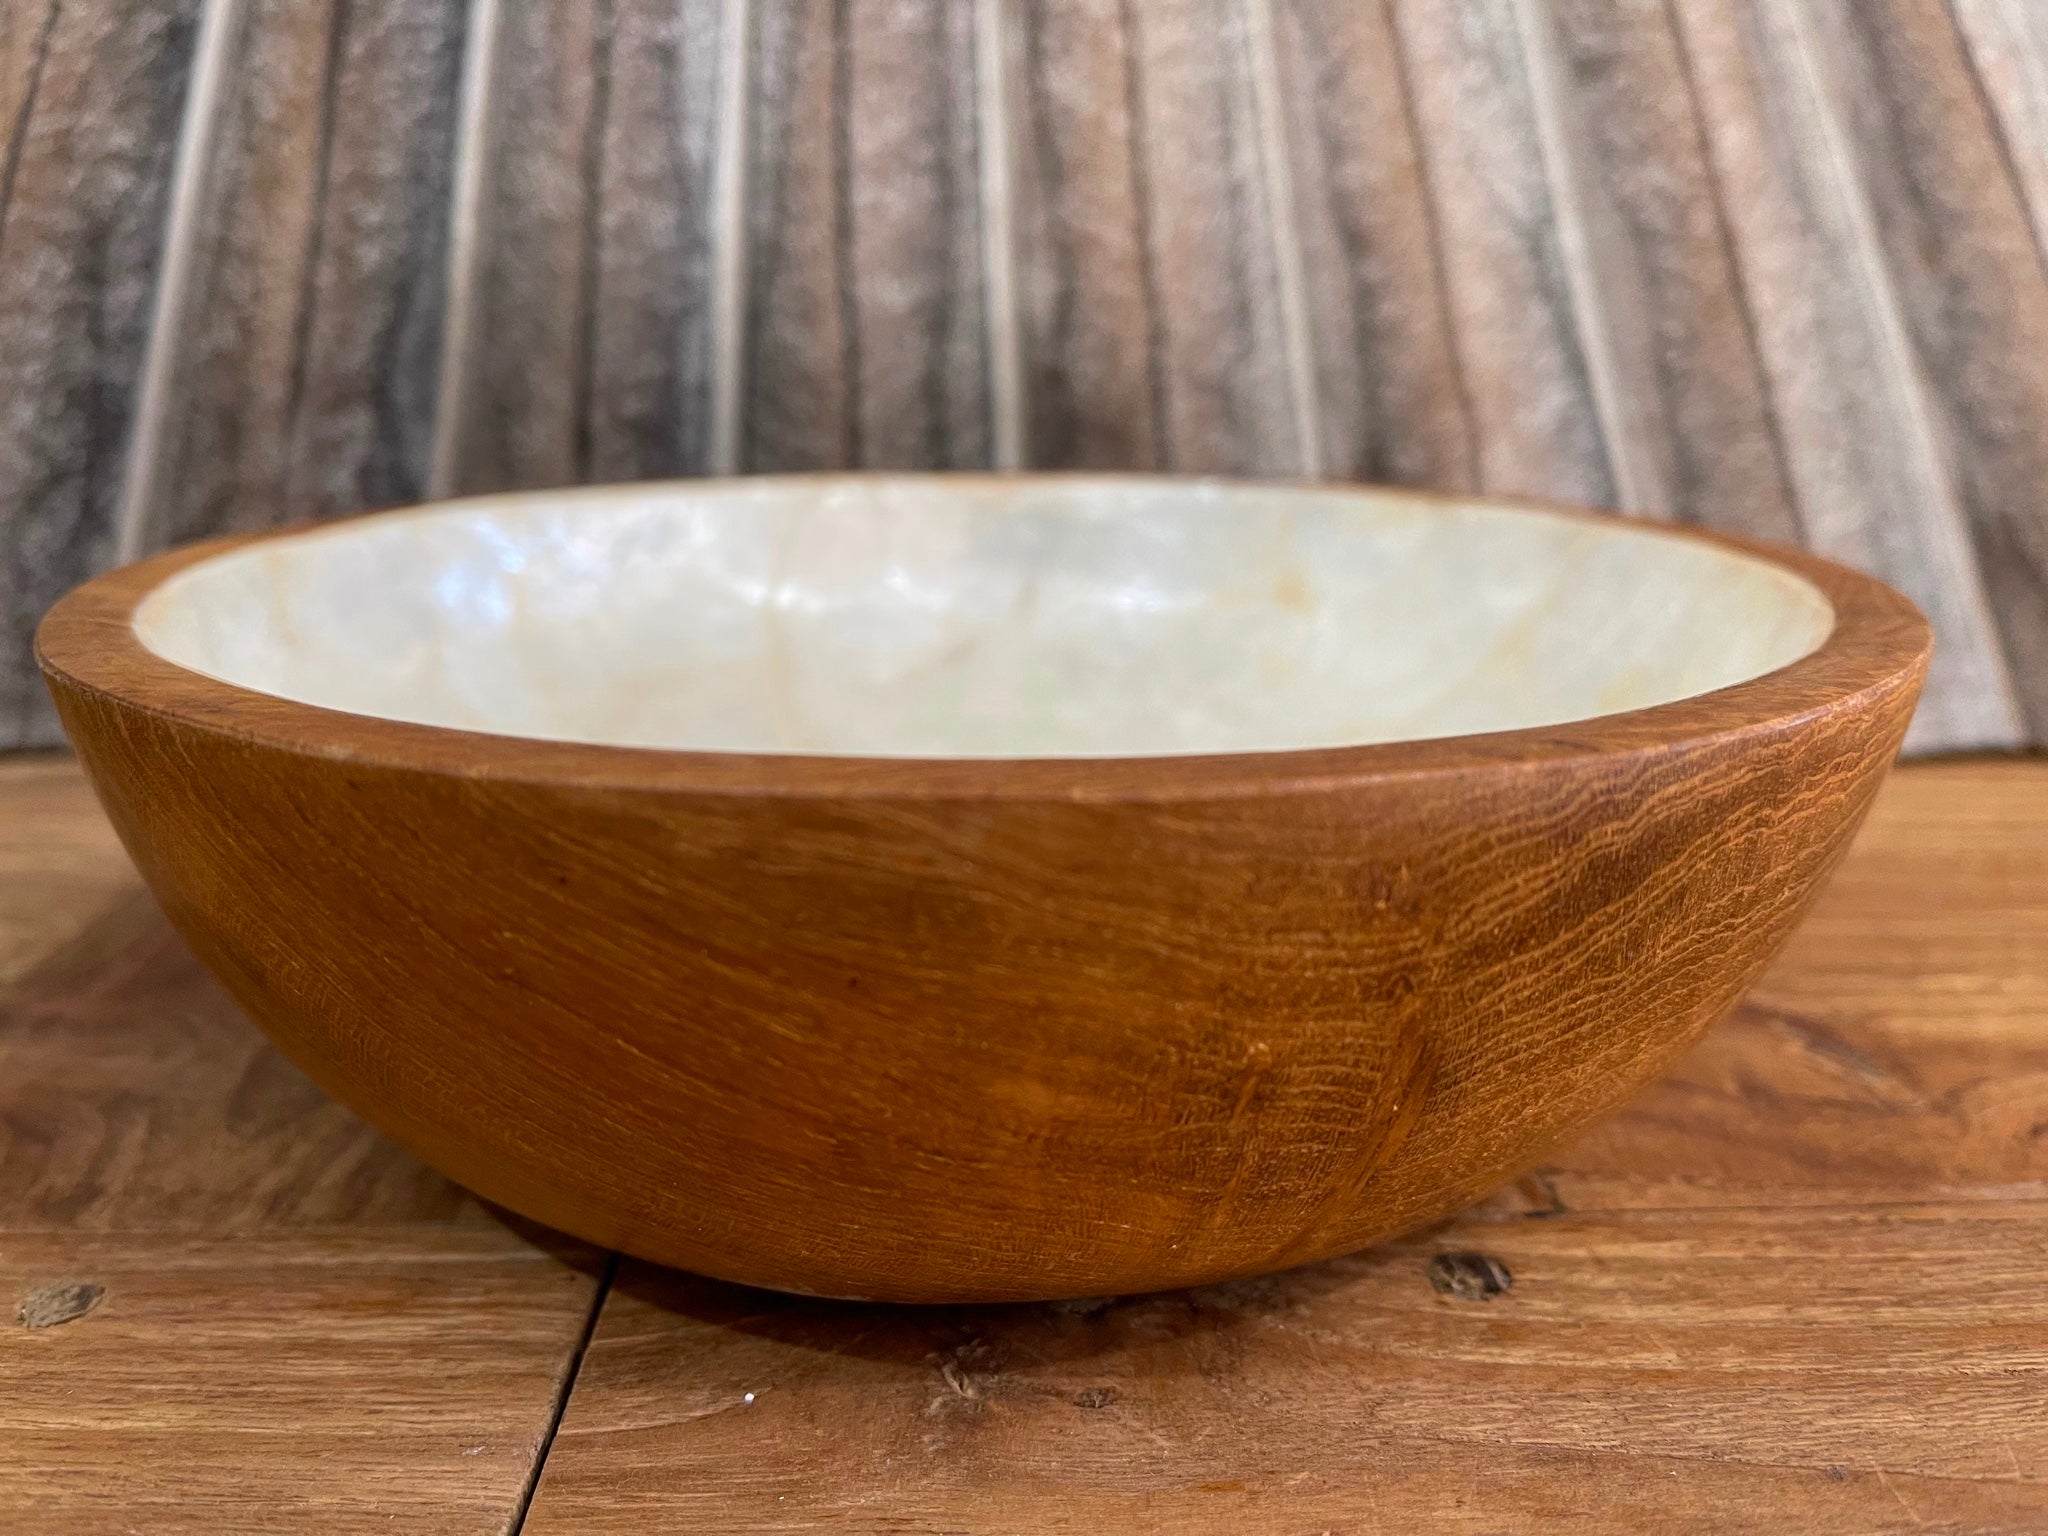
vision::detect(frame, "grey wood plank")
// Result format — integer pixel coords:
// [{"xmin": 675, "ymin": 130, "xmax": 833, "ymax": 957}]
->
[
  {"xmin": 740, "ymin": 0, "xmax": 988, "ymax": 472},
  {"xmin": 0, "ymin": 0, "xmax": 201, "ymax": 749},
  {"xmin": 1951, "ymin": 0, "xmax": 2048, "ymax": 264},
  {"xmin": 1387, "ymin": 0, "xmax": 1615, "ymax": 506},
  {"xmin": 1005, "ymin": 0, "xmax": 1158, "ymax": 469},
  {"xmin": 1267, "ymin": 0, "xmax": 1476, "ymax": 489},
  {"xmin": 1119, "ymin": 0, "xmax": 1296, "ymax": 474},
  {"xmin": 1525, "ymin": 0, "xmax": 1802, "ymax": 541},
  {"xmin": 732, "ymin": 0, "xmax": 847, "ymax": 471},
  {"xmin": 1671, "ymin": 0, "xmax": 2023, "ymax": 752},
  {"xmin": 446, "ymin": 0, "xmax": 612, "ymax": 493},
  {"xmin": 278, "ymin": 0, "xmax": 468, "ymax": 521},
  {"xmin": 1842, "ymin": 0, "xmax": 2048, "ymax": 745},
  {"xmin": 1007, "ymin": 0, "xmax": 1297, "ymax": 474},
  {"xmin": 141, "ymin": 0, "xmax": 467, "ymax": 553},
  {"xmin": 0, "ymin": 1, "xmax": 59, "ymax": 176},
  {"xmin": 587, "ymin": 0, "xmax": 723, "ymax": 482}
]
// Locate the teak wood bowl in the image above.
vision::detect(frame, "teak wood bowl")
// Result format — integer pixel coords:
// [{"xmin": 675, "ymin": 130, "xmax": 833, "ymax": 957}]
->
[{"xmin": 39, "ymin": 475, "xmax": 1928, "ymax": 1303}]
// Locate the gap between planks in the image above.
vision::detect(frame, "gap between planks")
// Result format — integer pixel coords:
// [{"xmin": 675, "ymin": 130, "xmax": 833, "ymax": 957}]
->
[{"xmin": 506, "ymin": 1250, "xmax": 619, "ymax": 1536}]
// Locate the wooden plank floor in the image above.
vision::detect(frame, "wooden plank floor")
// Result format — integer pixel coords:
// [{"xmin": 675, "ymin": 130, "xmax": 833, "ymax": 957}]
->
[
  {"xmin": 0, "ymin": 755, "xmax": 608, "ymax": 1536},
  {"xmin": 4, "ymin": 754, "xmax": 2046, "ymax": 1531}
]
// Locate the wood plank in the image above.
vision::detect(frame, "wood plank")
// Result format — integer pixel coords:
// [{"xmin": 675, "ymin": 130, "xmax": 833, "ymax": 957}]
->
[
  {"xmin": 1114, "ymin": 0, "xmax": 1295, "ymax": 474},
  {"xmin": 1004, "ymin": 0, "xmax": 1156, "ymax": 469},
  {"xmin": 1548, "ymin": 758, "xmax": 2048, "ymax": 1210},
  {"xmin": 0, "ymin": 1, "xmax": 57, "ymax": 169},
  {"xmin": 0, "ymin": 0, "xmax": 200, "ymax": 749},
  {"xmin": 739, "ymin": 0, "xmax": 989, "ymax": 471},
  {"xmin": 1, "ymin": 1228, "xmax": 599, "ymax": 1536},
  {"xmin": 277, "ymin": 0, "xmax": 468, "ymax": 520},
  {"xmin": 1523, "ymin": 0, "xmax": 1802, "ymax": 540},
  {"xmin": 522, "ymin": 756, "xmax": 2048, "ymax": 1531},
  {"xmin": 444, "ymin": 0, "xmax": 611, "ymax": 492},
  {"xmin": 1386, "ymin": 0, "xmax": 1615, "ymax": 506},
  {"xmin": 0, "ymin": 766, "xmax": 608, "ymax": 1531},
  {"xmin": 1669, "ymin": 0, "xmax": 2023, "ymax": 751},
  {"xmin": 525, "ymin": 1205, "xmax": 2048, "ymax": 1534},
  {"xmin": 0, "ymin": 893, "xmax": 473, "ymax": 1230},
  {"xmin": 1951, "ymin": 0, "xmax": 2048, "ymax": 261},
  {"xmin": 1788, "ymin": 0, "xmax": 2048, "ymax": 742},
  {"xmin": 0, "ymin": 755, "xmax": 132, "ymax": 988},
  {"xmin": 1266, "ymin": 0, "xmax": 1476, "ymax": 488},
  {"xmin": 1006, "ymin": 0, "xmax": 1296, "ymax": 473},
  {"xmin": 586, "ymin": 0, "xmax": 722, "ymax": 482},
  {"xmin": 137, "ymin": 0, "xmax": 468, "ymax": 552}
]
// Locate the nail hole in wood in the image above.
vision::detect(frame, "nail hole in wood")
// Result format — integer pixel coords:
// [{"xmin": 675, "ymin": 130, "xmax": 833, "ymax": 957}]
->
[
  {"xmin": 1427, "ymin": 1251, "xmax": 1512, "ymax": 1301},
  {"xmin": 17, "ymin": 1280, "xmax": 106, "ymax": 1329}
]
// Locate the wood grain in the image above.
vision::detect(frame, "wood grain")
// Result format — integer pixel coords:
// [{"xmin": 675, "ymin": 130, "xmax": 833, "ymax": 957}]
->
[
  {"xmin": 1670, "ymin": 0, "xmax": 2022, "ymax": 752},
  {"xmin": 1794, "ymin": 0, "xmax": 2048, "ymax": 741},
  {"xmin": 1388, "ymin": 0, "xmax": 1615, "ymax": 506},
  {"xmin": 739, "ymin": 0, "xmax": 988, "ymax": 472},
  {"xmin": 1, "ymin": 1227, "xmax": 601, "ymax": 1535},
  {"xmin": 1540, "ymin": 758, "xmax": 2048, "ymax": 1211},
  {"xmin": 586, "ymin": 0, "xmax": 722, "ymax": 482},
  {"xmin": 37, "ymin": 489, "xmax": 1928, "ymax": 1303},
  {"xmin": 0, "ymin": 0, "xmax": 200, "ymax": 749},
  {"xmin": 1528, "ymin": 0, "xmax": 1802, "ymax": 540},
  {"xmin": 444, "ymin": 0, "xmax": 612, "ymax": 492},
  {"xmin": 1266, "ymin": 0, "xmax": 1475, "ymax": 488},
  {"xmin": 281, "ymin": 1, "xmax": 466, "ymax": 520},
  {"xmin": 0, "ymin": 774, "xmax": 609, "ymax": 1533},
  {"xmin": 1006, "ymin": 0, "xmax": 1296, "ymax": 473},
  {"xmin": 0, "ymin": 754, "xmax": 132, "ymax": 989},
  {"xmin": 1951, "ymin": 0, "xmax": 2048, "ymax": 265},
  {"xmin": 524, "ymin": 1206, "xmax": 2048, "ymax": 1535},
  {"xmin": 1003, "ymin": 0, "xmax": 1156, "ymax": 468},
  {"xmin": 510, "ymin": 755, "xmax": 2048, "ymax": 1534},
  {"xmin": 5, "ymin": 0, "xmax": 2048, "ymax": 753},
  {"xmin": 0, "ymin": 892, "xmax": 473, "ymax": 1231},
  {"xmin": 136, "ymin": 0, "xmax": 468, "ymax": 552},
  {"xmin": 6, "ymin": 748, "xmax": 2043, "ymax": 1533},
  {"xmin": 1112, "ymin": 0, "xmax": 1295, "ymax": 474}
]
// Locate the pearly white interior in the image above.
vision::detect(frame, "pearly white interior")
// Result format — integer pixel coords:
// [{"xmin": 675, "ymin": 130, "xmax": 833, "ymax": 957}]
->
[{"xmin": 133, "ymin": 478, "xmax": 1834, "ymax": 758}]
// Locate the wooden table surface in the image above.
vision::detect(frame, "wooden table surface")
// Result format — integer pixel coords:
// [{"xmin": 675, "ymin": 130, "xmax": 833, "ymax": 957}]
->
[{"xmin": 3, "ymin": 752, "xmax": 2044, "ymax": 1533}]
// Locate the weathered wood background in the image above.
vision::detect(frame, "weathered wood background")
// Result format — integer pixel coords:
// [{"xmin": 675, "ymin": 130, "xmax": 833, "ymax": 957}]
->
[{"xmin": 2, "ymin": 0, "xmax": 2045, "ymax": 752}]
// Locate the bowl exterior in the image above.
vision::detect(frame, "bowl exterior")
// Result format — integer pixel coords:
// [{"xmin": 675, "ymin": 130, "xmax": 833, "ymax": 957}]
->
[{"xmin": 45, "ymin": 657, "xmax": 1919, "ymax": 1302}]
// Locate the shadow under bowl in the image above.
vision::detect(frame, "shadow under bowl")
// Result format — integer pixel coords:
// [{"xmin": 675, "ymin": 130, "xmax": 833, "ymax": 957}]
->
[{"xmin": 37, "ymin": 474, "xmax": 1928, "ymax": 1302}]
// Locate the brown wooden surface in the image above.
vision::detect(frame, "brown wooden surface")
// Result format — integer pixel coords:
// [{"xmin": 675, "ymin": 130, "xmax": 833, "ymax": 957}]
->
[
  {"xmin": 5, "ymin": 753, "xmax": 2046, "ymax": 1530},
  {"xmin": 37, "ymin": 485, "xmax": 1928, "ymax": 1304},
  {"xmin": 0, "ymin": 756, "xmax": 609, "ymax": 1535},
  {"xmin": 525, "ymin": 755, "xmax": 2048, "ymax": 1534}
]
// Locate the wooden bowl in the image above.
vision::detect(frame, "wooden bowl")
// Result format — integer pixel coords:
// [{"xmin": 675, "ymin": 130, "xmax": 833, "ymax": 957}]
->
[{"xmin": 38, "ymin": 475, "xmax": 1927, "ymax": 1303}]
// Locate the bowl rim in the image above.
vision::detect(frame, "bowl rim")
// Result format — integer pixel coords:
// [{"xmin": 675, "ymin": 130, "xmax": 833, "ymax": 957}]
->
[{"xmin": 37, "ymin": 472, "xmax": 1932, "ymax": 802}]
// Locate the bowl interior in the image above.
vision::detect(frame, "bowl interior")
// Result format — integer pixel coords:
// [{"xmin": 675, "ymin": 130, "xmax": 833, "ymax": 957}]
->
[{"xmin": 132, "ymin": 478, "xmax": 1833, "ymax": 758}]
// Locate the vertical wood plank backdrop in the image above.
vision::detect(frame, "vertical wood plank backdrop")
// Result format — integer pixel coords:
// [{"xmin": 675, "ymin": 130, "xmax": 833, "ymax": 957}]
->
[{"xmin": 2, "ymin": 0, "xmax": 2045, "ymax": 751}]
